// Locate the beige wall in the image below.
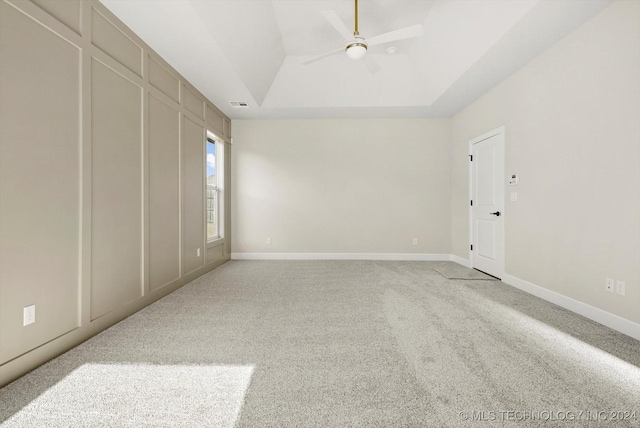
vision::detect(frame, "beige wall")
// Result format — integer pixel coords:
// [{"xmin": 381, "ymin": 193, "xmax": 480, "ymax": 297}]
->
[
  {"xmin": 0, "ymin": 0, "xmax": 231, "ymax": 386},
  {"xmin": 232, "ymin": 119, "xmax": 451, "ymax": 255},
  {"xmin": 450, "ymin": 0, "xmax": 640, "ymax": 323}
]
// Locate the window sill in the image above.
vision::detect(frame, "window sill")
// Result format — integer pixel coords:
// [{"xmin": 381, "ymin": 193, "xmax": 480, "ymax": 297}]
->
[{"xmin": 207, "ymin": 237, "xmax": 225, "ymax": 247}]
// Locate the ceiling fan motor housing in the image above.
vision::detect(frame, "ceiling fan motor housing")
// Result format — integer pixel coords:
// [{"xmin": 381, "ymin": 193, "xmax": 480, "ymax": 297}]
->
[{"xmin": 346, "ymin": 37, "xmax": 367, "ymax": 60}]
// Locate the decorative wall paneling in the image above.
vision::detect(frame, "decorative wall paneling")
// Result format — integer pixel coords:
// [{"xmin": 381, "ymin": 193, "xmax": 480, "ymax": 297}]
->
[{"xmin": 0, "ymin": 0, "xmax": 232, "ymax": 387}]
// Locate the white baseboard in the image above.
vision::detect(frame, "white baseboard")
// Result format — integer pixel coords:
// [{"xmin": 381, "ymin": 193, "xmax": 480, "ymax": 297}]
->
[
  {"xmin": 449, "ymin": 254, "xmax": 472, "ymax": 268},
  {"xmin": 502, "ymin": 273, "xmax": 640, "ymax": 341},
  {"xmin": 231, "ymin": 253, "xmax": 451, "ymax": 261}
]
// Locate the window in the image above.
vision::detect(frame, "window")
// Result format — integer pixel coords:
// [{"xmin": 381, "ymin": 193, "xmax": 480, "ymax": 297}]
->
[{"xmin": 206, "ymin": 135, "xmax": 223, "ymax": 241}]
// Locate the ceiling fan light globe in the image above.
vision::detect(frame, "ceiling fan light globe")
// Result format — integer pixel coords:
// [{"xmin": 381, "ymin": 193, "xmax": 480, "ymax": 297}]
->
[{"xmin": 345, "ymin": 41, "xmax": 367, "ymax": 60}]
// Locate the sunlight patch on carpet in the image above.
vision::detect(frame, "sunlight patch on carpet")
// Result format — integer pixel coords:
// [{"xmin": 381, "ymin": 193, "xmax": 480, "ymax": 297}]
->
[
  {"xmin": 497, "ymin": 305, "xmax": 640, "ymax": 386},
  {"xmin": 2, "ymin": 363, "xmax": 254, "ymax": 428}
]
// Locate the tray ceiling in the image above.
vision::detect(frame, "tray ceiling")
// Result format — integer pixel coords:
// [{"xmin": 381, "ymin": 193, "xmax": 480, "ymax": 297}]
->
[{"xmin": 101, "ymin": 0, "xmax": 612, "ymax": 119}]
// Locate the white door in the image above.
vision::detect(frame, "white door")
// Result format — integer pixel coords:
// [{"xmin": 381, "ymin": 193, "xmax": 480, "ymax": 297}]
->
[{"xmin": 470, "ymin": 129, "xmax": 504, "ymax": 278}]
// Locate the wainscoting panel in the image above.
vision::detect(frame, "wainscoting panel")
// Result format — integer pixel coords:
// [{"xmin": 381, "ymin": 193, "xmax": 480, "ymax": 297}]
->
[
  {"xmin": 149, "ymin": 95, "xmax": 181, "ymax": 292},
  {"xmin": 206, "ymin": 104, "xmax": 224, "ymax": 137},
  {"xmin": 90, "ymin": 58, "xmax": 143, "ymax": 320},
  {"xmin": 0, "ymin": 0, "xmax": 230, "ymax": 388},
  {"xmin": 31, "ymin": 0, "xmax": 81, "ymax": 34},
  {"xmin": 182, "ymin": 84, "xmax": 204, "ymax": 120},
  {"xmin": 182, "ymin": 117, "xmax": 205, "ymax": 275},
  {"xmin": 0, "ymin": 1, "xmax": 82, "ymax": 363},
  {"xmin": 206, "ymin": 243, "xmax": 224, "ymax": 265},
  {"xmin": 149, "ymin": 55, "xmax": 180, "ymax": 103},
  {"xmin": 91, "ymin": 7, "xmax": 142, "ymax": 77}
]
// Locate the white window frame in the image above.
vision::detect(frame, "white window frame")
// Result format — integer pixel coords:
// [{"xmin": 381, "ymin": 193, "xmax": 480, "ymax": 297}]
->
[{"xmin": 206, "ymin": 132, "xmax": 224, "ymax": 243}]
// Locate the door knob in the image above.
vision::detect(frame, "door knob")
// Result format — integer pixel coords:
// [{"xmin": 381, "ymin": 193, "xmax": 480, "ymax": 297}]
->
[{"xmin": 489, "ymin": 211, "xmax": 501, "ymax": 216}]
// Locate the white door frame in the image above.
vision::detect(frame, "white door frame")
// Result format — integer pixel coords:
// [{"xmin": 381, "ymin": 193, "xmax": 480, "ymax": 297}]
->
[{"xmin": 468, "ymin": 126, "xmax": 505, "ymax": 278}]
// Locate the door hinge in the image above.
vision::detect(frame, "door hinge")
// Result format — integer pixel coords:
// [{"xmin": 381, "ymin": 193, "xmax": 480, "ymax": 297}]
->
[
  {"xmin": 470, "ymin": 200, "xmax": 473, "ymax": 206},
  {"xmin": 470, "ymin": 244, "xmax": 473, "ymax": 251},
  {"xmin": 469, "ymin": 155, "xmax": 473, "ymax": 161}
]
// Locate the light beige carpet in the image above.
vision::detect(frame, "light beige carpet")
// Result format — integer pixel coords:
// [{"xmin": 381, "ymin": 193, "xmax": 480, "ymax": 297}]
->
[{"xmin": 1, "ymin": 261, "xmax": 639, "ymax": 427}]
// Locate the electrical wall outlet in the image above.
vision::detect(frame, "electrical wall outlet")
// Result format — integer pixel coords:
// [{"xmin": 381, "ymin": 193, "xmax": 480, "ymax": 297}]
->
[
  {"xmin": 605, "ymin": 278, "xmax": 614, "ymax": 293},
  {"xmin": 412, "ymin": 238, "xmax": 418, "ymax": 245},
  {"xmin": 510, "ymin": 192, "xmax": 518, "ymax": 202},
  {"xmin": 23, "ymin": 305, "xmax": 35, "ymax": 326},
  {"xmin": 266, "ymin": 237, "xmax": 272, "ymax": 245},
  {"xmin": 616, "ymin": 281, "xmax": 625, "ymax": 296},
  {"xmin": 196, "ymin": 248, "xmax": 200, "ymax": 257}
]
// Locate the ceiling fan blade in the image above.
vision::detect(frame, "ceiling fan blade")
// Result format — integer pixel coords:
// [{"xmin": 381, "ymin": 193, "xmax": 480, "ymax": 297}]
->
[
  {"xmin": 363, "ymin": 55, "xmax": 382, "ymax": 74},
  {"xmin": 302, "ymin": 47, "xmax": 345, "ymax": 65},
  {"xmin": 321, "ymin": 10, "xmax": 353, "ymax": 42},
  {"xmin": 366, "ymin": 24, "xmax": 423, "ymax": 47}
]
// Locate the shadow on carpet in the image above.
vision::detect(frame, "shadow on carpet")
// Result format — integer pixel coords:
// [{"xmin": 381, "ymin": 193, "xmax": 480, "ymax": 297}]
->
[{"xmin": 431, "ymin": 261, "xmax": 497, "ymax": 280}]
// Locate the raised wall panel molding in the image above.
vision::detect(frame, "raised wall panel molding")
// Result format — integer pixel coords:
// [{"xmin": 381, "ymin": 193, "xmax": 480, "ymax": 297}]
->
[
  {"xmin": 182, "ymin": 84, "xmax": 205, "ymax": 120},
  {"xmin": 5, "ymin": 0, "xmax": 83, "ymax": 46},
  {"xmin": 181, "ymin": 116, "xmax": 206, "ymax": 275},
  {"xmin": 0, "ymin": 0, "xmax": 231, "ymax": 386},
  {"xmin": 90, "ymin": 57, "xmax": 144, "ymax": 321},
  {"xmin": 90, "ymin": 50, "xmax": 144, "ymax": 88},
  {"xmin": 31, "ymin": 0, "xmax": 81, "ymax": 35},
  {"xmin": 206, "ymin": 242, "xmax": 224, "ymax": 265},
  {"xmin": 0, "ymin": 0, "xmax": 82, "ymax": 364},
  {"xmin": 206, "ymin": 104, "xmax": 224, "ymax": 136},
  {"xmin": 91, "ymin": 7, "xmax": 142, "ymax": 77},
  {"xmin": 148, "ymin": 94, "xmax": 181, "ymax": 292},
  {"xmin": 149, "ymin": 55, "xmax": 180, "ymax": 103}
]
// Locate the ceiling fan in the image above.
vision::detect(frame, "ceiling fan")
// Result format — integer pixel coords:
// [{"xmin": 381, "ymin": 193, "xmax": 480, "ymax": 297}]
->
[{"xmin": 303, "ymin": 0, "xmax": 423, "ymax": 70}]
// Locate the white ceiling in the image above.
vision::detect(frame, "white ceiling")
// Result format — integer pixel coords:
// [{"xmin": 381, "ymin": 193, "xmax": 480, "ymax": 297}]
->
[{"xmin": 101, "ymin": 0, "xmax": 612, "ymax": 119}]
